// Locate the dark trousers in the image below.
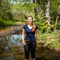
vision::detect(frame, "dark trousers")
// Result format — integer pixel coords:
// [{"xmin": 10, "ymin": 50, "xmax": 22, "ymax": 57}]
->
[{"xmin": 23, "ymin": 40, "xmax": 36, "ymax": 59}]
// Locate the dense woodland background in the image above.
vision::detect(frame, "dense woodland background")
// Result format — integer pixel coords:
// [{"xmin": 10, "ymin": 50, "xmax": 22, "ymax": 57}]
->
[{"xmin": 0, "ymin": 0, "xmax": 60, "ymax": 33}]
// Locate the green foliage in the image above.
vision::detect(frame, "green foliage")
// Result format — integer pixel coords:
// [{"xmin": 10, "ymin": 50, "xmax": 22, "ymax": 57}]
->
[
  {"xmin": 56, "ymin": 20, "xmax": 60, "ymax": 30},
  {"xmin": 11, "ymin": 3, "xmax": 37, "ymax": 20},
  {"xmin": 39, "ymin": 0, "xmax": 46, "ymax": 13},
  {"xmin": 56, "ymin": 24, "xmax": 60, "ymax": 30},
  {"xmin": 50, "ymin": 25, "xmax": 54, "ymax": 31},
  {"xmin": 58, "ymin": 39, "xmax": 60, "ymax": 42},
  {"xmin": 34, "ymin": 17, "xmax": 47, "ymax": 33},
  {"xmin": 34, "ymin": 11, "xmax": 47, "ymax": 33},
  {"xmin": 47, "ymin": 30, "xmax": 52, "ymax": 33},
  {"xmin": 50, "ymin": 0, "xmax": 59, "ymax": 19},
  {"xmin": 0, "ymin": 0, "xmax": 60, "ymax": 31},
  {"xmin": 51, "ymin": 19, "xmax": 55, "ymax": 24},
  {"xmin": 0, "ymin": 18, "xmax": 23, "ymax": 28},
  {"xmin": 0, "ymin": 19, "xmax": 6, "ymax": 28}
]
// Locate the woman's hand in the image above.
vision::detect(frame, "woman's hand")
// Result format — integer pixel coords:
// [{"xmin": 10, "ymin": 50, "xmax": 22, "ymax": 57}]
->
[{"xmin": 23, "ymin": 41, "xmax": 27, "ymax": 45}]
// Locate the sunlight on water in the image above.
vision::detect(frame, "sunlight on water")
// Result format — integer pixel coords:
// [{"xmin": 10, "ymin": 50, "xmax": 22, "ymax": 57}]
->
[{"xmin": 6, "ymin": 34, "xmax": 23, "ymax": 46}]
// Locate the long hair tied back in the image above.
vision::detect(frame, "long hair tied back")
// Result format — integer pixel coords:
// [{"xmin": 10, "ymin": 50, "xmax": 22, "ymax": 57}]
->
[{"xmin": 26, "ymin": 16, "xmax": 36, "ymax": 32}]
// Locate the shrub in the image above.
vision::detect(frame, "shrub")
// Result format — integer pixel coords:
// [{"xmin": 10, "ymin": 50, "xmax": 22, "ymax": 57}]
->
[
  {"xmin": 47, "ymin": 30, "xmax": 52, "ymax": 33},
  {"xmin": 56, "ymin": 24, "xmax": 60, "ymax": 30},
  {"xmin": 34, "ymin": 16, "xmax": 47, "ymax": 33},
  {"xmin": 0, "ymin": 19, "xmax": 6, "ymax": 28}
]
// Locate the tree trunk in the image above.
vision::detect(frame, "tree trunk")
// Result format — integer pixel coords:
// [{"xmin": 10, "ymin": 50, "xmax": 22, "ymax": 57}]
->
[
  {"xmin": 45, "ymin": 0, "xmax": 51, "ymax": 30},
  {"xmin": 55, "ymin": 16, "xmax": 59, "ymax": 26},
  {"xmin": 36, "ymin": 0, "xmax": 44, "ymax": 18},
  {"xmin": 33, "ymin": 0, "xmax": 38, "ymax": 20},
  {"xmin": 34, "ymin": 7, "xmax": 38, "ymax": 20},
  {"xmin": 54, "ymin": 0, "xmax": 60, "ymax": 32}
]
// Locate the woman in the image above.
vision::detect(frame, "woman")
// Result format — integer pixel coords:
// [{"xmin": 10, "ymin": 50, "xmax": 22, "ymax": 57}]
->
[{"xmin": 22, "ymin": 16, "xmax": 39, "ymax": 60}]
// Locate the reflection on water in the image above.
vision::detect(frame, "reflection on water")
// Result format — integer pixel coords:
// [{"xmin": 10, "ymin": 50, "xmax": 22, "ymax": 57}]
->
[
  {"xmin": 6, "ymin": 34, "xmax": 23, "ymax": 46},
  {"xmin": 0, "ymin": 34, "xmax": 24, "ymax": 60},
  {"xmin": 0, "ymin": 34, "xmax": 60, "ymax": 60}
]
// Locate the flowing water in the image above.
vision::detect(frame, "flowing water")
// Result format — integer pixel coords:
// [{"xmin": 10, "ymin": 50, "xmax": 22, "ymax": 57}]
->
[{"xmin": 0, "ymin": 34, "xmax": 60, "ymax": 60}]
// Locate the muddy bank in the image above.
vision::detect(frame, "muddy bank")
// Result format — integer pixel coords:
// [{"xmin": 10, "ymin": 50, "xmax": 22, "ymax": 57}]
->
[{"xmin": 0, "ymin": 22, "xmax": 26, "ymax": 36}]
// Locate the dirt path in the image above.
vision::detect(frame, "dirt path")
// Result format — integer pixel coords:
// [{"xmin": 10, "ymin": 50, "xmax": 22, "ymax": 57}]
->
[{"xmin": 0, "ymin": 22, "xmax": 26, "ymax": 36}]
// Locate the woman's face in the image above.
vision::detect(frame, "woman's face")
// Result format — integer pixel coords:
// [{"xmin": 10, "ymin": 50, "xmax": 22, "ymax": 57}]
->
[{"xmin": 27, "ymin": 17, "xmax": 33, "ymax": 24}]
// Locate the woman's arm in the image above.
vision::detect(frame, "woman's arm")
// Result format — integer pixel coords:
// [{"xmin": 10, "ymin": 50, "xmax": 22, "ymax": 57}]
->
[
  {"xmin": 22, "ymin": 29, "xmax": 26, "ymax": 45},
  {"xmin": 35, "ymin": 29, "xmax": 39, "ymax": 40},
  {"xmin": 22, "ymin": 29, "xmax": 25, "ymax": 42}
]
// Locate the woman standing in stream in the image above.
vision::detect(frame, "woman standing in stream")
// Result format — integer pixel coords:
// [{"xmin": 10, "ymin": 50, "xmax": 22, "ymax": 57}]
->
[{"xmin": 22, "ymin": 16, "xmax": 39, "ymax": 60}]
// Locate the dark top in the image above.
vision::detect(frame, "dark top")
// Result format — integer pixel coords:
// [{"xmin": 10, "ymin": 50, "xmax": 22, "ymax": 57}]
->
[{"xmin": 23, "ymin": 24, "xmax": 38, "ymax": 41}]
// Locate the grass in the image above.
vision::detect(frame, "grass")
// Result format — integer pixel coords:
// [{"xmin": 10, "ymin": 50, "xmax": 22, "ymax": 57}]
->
[
  {"xmin": 37, "ymin": 30, "xmax": 60, "ymax": 50},
  {"xmin": 0, "ymin": 19, "xmax": 27, "ymax": 29}
]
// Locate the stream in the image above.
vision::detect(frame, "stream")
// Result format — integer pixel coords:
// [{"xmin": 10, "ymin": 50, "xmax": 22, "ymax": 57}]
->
[{"xmin": 0, "ymin": 34, "xmax": 60, "ymax": 60}]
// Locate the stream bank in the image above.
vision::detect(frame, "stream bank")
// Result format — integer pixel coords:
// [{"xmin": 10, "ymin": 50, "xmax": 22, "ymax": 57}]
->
[{"xmin": 0, "ymin": 22, "xmax": 26, "ymax": 36}]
